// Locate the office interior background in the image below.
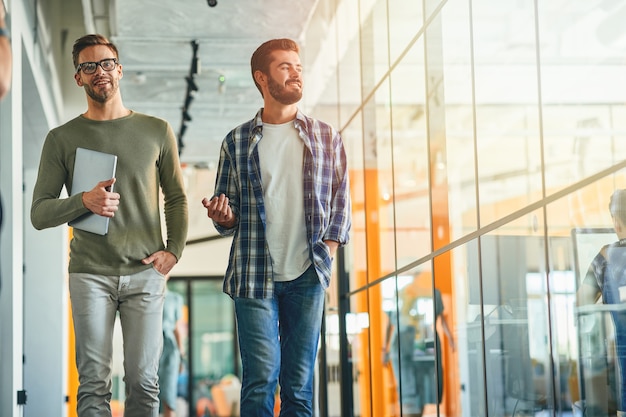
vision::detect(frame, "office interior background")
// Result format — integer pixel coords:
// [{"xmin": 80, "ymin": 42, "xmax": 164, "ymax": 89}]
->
[{"xmin": 2, "ymin": 0, "xmax": 626, "ymax": 416}]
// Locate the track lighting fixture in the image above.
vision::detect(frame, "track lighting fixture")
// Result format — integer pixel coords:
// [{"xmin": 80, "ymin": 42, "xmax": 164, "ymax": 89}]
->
[
  {"xmin": 186, "ymin": 76, "xmax": 198, "ymax": 94},
  {"xmin": 178, "ymin": 40, "xmax": 201, "ymax": 156},
  {"xmin": 191, "ymin": 56, "xmax": 200, "ymax": 75},
  {"xmin": 178, "ymin": 122, "xmax": 187, "ymax": 154},
  {"xmin": 184, "ymin": 94, "xmax": 194, "ymax": 111},
  {"xmin": 207, "ymin": 0, "xmax": 217, "ymax": 7}
]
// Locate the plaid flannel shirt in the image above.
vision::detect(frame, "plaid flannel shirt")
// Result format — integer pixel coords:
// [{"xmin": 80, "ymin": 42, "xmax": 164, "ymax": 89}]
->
[{"xmin": 213, "ymin": 109, "xmax": 351, "ymax": 299}]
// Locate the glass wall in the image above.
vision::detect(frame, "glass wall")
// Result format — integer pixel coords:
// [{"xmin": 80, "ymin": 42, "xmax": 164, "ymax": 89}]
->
[
  {"xmin": 180, "ymin": 278, "xmax": 238, "ymax": 417},
  {"xmin": 308, "ymin": 0, "xmax": 626, "ymax": 415}
]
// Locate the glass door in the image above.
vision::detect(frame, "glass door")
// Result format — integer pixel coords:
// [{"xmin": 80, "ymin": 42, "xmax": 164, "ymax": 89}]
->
[{"xmin": 169, "ymin": 277, "xmax": 239, "ymax": 417}]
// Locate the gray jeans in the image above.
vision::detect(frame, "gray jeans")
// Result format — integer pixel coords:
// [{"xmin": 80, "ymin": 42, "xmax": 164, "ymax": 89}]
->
[{"xmin": 69, "ymin": 268, "xmax": 166, "ymax": 417}]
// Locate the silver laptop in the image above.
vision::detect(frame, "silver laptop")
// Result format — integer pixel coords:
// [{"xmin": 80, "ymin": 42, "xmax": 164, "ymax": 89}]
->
[{"xmin": 68, "ymin": 147, "xmax": 118, "ymax": 235}]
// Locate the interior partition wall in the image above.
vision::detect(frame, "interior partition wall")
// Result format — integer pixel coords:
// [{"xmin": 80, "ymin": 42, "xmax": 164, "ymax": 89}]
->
[{"xmin": 309, "ymin": 0, "xmax": 626, "ymax": 416}]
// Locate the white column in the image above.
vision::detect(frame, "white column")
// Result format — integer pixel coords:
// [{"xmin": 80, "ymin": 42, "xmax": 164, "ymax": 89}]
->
[
  {"xmin": 23, "ymin": 169, "xmax": 69, "ymax": 417},
  {"xmin": 0, "ymin": 11, "xmax": 24, "ymax": 417}
]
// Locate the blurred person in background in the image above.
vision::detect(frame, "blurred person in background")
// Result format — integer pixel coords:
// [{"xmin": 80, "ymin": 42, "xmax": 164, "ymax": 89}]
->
[{"xmin": 578, "ymin": 189, "xmax": 626, "ymax": 417}]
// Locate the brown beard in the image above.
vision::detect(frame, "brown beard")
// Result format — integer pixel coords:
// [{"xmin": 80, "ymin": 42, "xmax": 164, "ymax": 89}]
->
[{"xmin": 267, "ymin": 75, "xmax": 302, "ymax": 105}]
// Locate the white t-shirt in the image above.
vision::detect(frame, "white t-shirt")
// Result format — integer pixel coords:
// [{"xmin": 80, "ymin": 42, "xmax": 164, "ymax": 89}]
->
[{"xmin": 257, "ymin": 120, "xmax": 311, "ymax": 281}]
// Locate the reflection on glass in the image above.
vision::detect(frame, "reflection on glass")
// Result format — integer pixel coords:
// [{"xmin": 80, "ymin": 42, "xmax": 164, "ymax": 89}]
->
[
  {"xmin": 466, "ymin": 229, "xmax": 556, "ymax": 416},
  {"xmin": 348, "ymin": 290, "xmax": 368, "ymax": 417},
  {"xmin": 336, "ymin": 0, "xmax": 362, "ymax": 126},
  {"xmin": 382, "ymin": 271, "xmax": 455, "ymax": 416},
  {"xmin": 165, "ymin": 280, "xmax": 189, "ymax": 417},
  {"xmin": 388, "ymin": 0, "xmax": 423, "ymax": 65},
  {"xmin": 316, "ymin": 0, "xmax": 626, "ymax": 414},
  {"xmin": 189, "ymin": 280, "xmax": 237, "ymax": 417},
  {"xmin": 389, "ymin": 38, "xmax": 431, "ymax": 268},
  {"xmin": 158, "ymin": 285, "xmax": 186, "ymax": 417},
  {"xmin": 576, "ymin": 190, "xmax": 626, "ymax": 416},
  {"xmin": 359, "ymin": 0, "xmax": 389, "ymax": 89}
]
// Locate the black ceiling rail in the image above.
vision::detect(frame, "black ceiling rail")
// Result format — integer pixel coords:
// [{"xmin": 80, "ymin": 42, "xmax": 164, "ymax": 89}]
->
[{"xmin": 178, "ymin": 40, "xmax": 200, "ymax": 155}]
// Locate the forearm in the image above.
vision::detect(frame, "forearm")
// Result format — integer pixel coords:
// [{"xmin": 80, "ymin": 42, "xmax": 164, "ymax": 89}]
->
[
  {"xmin": 164, "ymin": 192, "xmax": 188, "ymax": 260},
  {"xmin": 161, "ymin": 141, "xmax": 189, "ymax": 259},
  {"xmin": 31, "ymin": 190, "xmax": 87, "ymax": 230}
]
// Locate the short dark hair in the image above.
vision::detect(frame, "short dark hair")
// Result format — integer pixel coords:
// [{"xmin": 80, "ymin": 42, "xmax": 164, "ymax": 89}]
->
[
  {"xmin": 250, "ymin": 38, "xmax": 300, "ymax": 96},
  {"xmin": 72, "ymin": 34, "xmax": 119, "ymax": 70},
  {"xmin": 609, "ymin": 189, "xmax": 626, "ymax": 224}
]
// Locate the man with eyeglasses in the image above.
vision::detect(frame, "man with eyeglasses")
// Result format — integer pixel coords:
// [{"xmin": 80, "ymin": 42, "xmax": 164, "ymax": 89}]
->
[{"xmin": 30, "ymin": 34, "xmax": 188, "ymax": 417}]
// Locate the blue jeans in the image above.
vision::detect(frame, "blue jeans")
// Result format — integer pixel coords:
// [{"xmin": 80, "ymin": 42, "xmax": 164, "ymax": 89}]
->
[
  {"xmin": 69, "ymin": 268, "xmax": 166, "ymax": 417},
  {"xmin": 234, "ymin": 265, "xmax": 325, "ymax": 417}
]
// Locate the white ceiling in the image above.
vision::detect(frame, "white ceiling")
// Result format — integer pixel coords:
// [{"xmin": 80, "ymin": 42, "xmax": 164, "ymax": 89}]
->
[
  {"xmin": 89, "ymin": 0, "xmax": 321, "ymax": 167},
  {"xmin": 41, "ymin": 0, "xmax": 626, "ymax": 176}
]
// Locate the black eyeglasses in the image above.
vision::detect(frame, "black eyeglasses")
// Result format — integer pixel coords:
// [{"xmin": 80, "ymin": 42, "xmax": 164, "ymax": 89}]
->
[{"xmin": 76, "ymin": 58, "xmax": 118, "ymax": 75}]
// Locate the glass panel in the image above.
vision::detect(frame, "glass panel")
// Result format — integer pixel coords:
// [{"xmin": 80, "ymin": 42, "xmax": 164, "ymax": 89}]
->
[
  {"xmin": 349, "ymin": 288, "xmax": 370, "ymax": 417},
  {"xmin": 336, "ymin": 0, "xmax": 362, "ymax": 127},
  {"xmin": 474, "ymin": 103, "xmax": 543, "ymax": 226},
  {"xmin": 613, "ymin": 106, "xmax": 626, "ymax": 160},
  {"xmin": 441, "ymin": 0, "xmax": 478, "ymax": 240},
  {"xmin": 388, "ymin": 0, "xmax": 424, "ymax": 66},
  {"xmin": 549, "ymin": 172, "xmax": 626, "ymax": 416},
  {"xmin": 381, "ymin": 261, "xmax": 458, "ymax": 417},
  {"xmin": 359, "ymin": 0, "xmax": 389, "ymax": 91},
  {"xmin": 543, "ymin": 106, "xmax": 617, "ymax": 193},
  {"xmin": 449, "ymin": 242, "xmax": 485, "ymax": 417},
  {"xmin": 462, "ymin": 238, "xmax": 488, "ymax": 416},
  {"xmin": 165, "ymin": 280, "xmax": 190, "ymax": 415},
  {"xmin": 433, "ymin": 254, "xmax": 458, "ymax": 417},
  {"xmin": 190, "ymin": 280, "xmax": 237, "ymax": 416},
  {"xmin": 382, "ymin": 275, "xmax": 401, "ymax": 415},
  {"xmin": 546, "ymin": 234, "xmax": 579, "ymax": 416},
  {"xmin": 390, "ymin": 36, "xmax": 431, "ymax": 269},
  {"xmin": 305, "ymin": 0, "xmax": 341, "ymax": 129},
  {"xmin": 470, "ymin": 219, "xmax": 556, "ymax": 416},
  {"xmin": 370, "ymin": 80, "xmax": 398, "ymax": 276},
  {"xmin": 424, "ymin": 10, "xmax": 450, "ymax": 254},
  {"xmin": 472, "ymin": 0, "xmax": 543, "ymax": 224},
  {"xmin": 538, "ymin": 0, "xmax": 626, "ymax": 193},
  {"xmin": 341, "ymin": 102, "xmax": 368, "ymax": 415},
  {"xmin": 324, "ymin": 308, "xmax": 348, "ymax": 416},
  {"xmin": 324, "ymin": 249, "xmax": 348, "ymax": 416},
  {"xmin": 387, "ymin": 266, "xmax": 441, "ymax": 416}
]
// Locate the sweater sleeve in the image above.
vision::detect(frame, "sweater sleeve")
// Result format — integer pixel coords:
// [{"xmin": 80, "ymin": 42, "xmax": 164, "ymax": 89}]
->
[
  {"xmin": 159, "ymin": 123, "xmax": 189, "ymax": 260},
  {"xmin": 30, "ymin": 131, "xmax": 90, "ymax": 230}
]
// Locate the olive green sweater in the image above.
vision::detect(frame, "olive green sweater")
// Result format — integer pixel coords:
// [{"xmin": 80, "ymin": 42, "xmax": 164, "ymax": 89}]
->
[{"xmin": 31, "ymin": 111, "xmax": 188, "ymax": 275}]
